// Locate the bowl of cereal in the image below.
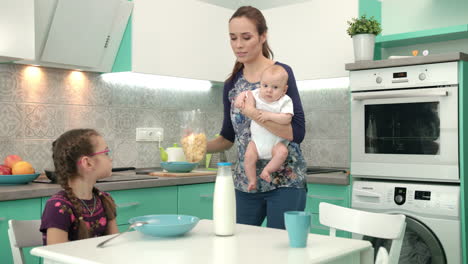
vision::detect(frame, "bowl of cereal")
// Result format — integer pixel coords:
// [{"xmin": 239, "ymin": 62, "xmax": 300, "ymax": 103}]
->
[{"xmin": 160, "ymin": 162, "xmax": 199, "ymax": 173}]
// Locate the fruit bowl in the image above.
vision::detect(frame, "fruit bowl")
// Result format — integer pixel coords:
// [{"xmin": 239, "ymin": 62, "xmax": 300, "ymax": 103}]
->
[
  {"xmin": 129, "ymin": 214, "xmax": 199, "ymax": 237},
  {"xmin": 0, "ymin": 173, "xmax": 40, "ymax": 185}
]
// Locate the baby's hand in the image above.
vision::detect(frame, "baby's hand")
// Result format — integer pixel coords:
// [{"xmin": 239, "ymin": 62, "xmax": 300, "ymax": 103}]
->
[
  {"xmin": 247, "ymin": 182, "xmax": 257, "ymax": 191},
  {"xmin": 234, "ymin": 92, "xmax": 247, "ymax": 109},
  {"xmin": 257, "ymin": 111, "xmax": 271, "ymax": 123}
]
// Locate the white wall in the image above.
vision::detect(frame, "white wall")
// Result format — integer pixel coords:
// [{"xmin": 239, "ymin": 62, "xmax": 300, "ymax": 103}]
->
[{"xmin": 265, "ymin": 0, "xmax": 358, "ymax": 80}]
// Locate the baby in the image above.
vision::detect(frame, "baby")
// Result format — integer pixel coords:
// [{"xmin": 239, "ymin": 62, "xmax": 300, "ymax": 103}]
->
[{"xmin": 235, "ymin": 65, "xmax": 293, "ymax": 191}]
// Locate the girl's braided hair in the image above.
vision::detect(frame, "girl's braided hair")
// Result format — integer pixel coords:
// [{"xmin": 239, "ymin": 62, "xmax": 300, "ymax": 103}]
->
[{"xmin": 52, "ymin": 129, "xmax": 116, "ymax": 239}]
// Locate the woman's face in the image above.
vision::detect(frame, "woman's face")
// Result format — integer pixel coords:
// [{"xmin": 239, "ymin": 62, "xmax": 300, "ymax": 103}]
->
[{"xmin": 229, "ymin": 16, "xmax": 266, "ymax": 64}]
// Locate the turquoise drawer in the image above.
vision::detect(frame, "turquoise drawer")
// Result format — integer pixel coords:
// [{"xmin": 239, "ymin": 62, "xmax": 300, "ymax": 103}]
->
[
  {"xmin": 306, "ymin": 183, "xmax": 349, "ymax": 214},
  {"xmin": 110, "ymin": 186, "xmax": 178, "ymax": 225},
  {"xmin": 178, "ymin": 183, "xmax": 214, "ymax": 220}
]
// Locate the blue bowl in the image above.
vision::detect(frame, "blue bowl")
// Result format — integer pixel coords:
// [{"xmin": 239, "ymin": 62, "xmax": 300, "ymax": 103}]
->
[
  {"xmin": 0, "ymin": 173, "xmax": 40, "ymax": 185},
  {"xmin": 129, "ymin": 214, "xmax": 200, "ymax": 237},
  {"xmin": 160, "ymin": 162, "xmax": 198, "ymax": 173}
]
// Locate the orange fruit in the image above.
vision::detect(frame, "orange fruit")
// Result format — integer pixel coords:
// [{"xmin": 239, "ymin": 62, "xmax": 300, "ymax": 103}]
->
[{"xmin": 12, "ymin": 161, "xmax": 35, "ymax": 175}]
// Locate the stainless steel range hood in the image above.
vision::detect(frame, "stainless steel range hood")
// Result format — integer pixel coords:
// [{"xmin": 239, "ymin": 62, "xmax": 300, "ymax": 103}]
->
[{"xmin": 0, "ymin": 0, "xmax": 133, "ymax": 72}]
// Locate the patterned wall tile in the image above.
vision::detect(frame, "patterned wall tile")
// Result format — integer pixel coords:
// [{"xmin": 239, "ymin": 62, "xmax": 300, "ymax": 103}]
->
[
  {"xmin": 23, "ymin": 139, "xmax": 54, "ymax": 172},
  {"xmin": 0, "ymin": 139, "xmax": 24, "ymax": 162},
  {"xmin": 0, "ymin": 63, "xmax": 351, "ymax": 168},
  {"xmin": 300, "ymin": 87, "xmax": 350, "ymax": 111},
  {"xmin": 63, "ymin": 105, "xmax": 115, "ymax": 140},
  {"xmin": 0, "ymin": 64, "xmax": 21, "ymax": 102},
  {"xmin": 21, "ymin": 104, "xmax": 65, "ymax": 139},
  {"xmin": 111, "ymin": 108, "xmax": 137, "ymax": 140},
  {"xmin": 306, "ymin": 110, "xmax": 349, "ymax": 140},
  {"xmin": 0, "ymin": 103, "xmax": 23, "ymax": 138},
  {"xmin": 111, "ymin": 84, "xmax": 138, "ymax": 107},
  {"xmin": 135, "ymin": 142, "xmax": 160, "ymax": 168},
  {"xmin": 88, "ymin": 74, "xmax": 113, "ymax": 106},
  {"xmin": 307, "ymin": 139, "xmax": 349, "ymax": 167},
  {"xmin": 112, "ymin": 139, "xmax": 137, "ymax": 168}
]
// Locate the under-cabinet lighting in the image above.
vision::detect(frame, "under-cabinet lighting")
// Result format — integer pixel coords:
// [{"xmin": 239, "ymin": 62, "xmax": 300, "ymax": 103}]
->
[
  {"xmin": 24, "ymin": 66, "xmax": 41, "ymax": 79},
  {"xmin": 100, "ymin": 72, "xmax": 212, "ymax": 92},
  {"xmin": 297, "ymin": 77, "xmax": 349, "ymax": 90}
]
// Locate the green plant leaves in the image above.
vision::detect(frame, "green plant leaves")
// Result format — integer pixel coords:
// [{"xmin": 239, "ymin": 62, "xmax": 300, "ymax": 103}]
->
[{"xmin": 346, "ymin": 15, "xmax": 382, "ymax": 37}]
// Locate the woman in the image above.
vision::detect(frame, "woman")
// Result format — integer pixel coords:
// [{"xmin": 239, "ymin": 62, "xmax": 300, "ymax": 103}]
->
[{"xmin": 207, "ymin": 6, "xmax": 307, "ymax": 229}]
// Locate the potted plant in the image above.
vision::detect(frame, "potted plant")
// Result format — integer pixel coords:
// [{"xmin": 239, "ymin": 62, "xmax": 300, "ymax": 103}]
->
[{"xmin": 347, "ymin": 15, "xmax": 382, "ymax": 61}]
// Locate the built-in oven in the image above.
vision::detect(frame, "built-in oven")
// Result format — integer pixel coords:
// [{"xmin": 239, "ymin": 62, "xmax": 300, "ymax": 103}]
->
[{"xmin": 350, "ymin": 62, "xmax": 459, "ymax": 182}]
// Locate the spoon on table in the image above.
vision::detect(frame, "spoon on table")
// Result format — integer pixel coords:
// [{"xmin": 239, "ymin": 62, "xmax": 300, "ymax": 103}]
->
[{"xmin": 96, "ymin": 221, "xmax": 148, "ymax": 248}]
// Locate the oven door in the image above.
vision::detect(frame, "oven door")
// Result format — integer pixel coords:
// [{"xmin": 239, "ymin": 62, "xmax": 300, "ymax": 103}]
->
[{"xmin": 351, "ymin": 86, "xmax": 459, "ymax": 182}]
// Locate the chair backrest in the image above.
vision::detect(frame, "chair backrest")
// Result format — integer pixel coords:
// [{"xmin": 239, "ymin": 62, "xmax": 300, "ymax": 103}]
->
[
  {"xmin": 319, "ymin": 202, "xmax": 406, "ymax": 264},
  {"xmin": 375, "ymin": 247, "xmax": 389, "ymax": 264},
  {"xmin": 8, "ymin": 220, "xmax": 42, "ymax": 264}
]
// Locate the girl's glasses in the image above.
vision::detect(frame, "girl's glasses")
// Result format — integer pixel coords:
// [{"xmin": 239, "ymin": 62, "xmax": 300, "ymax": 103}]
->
[
  {"xmin": 77, "ymin": 149, "xmax": 112, "ymax": 165},
  {"xmin": 89, "ymin": 149, "xmax": 111, "ymax": 157}
]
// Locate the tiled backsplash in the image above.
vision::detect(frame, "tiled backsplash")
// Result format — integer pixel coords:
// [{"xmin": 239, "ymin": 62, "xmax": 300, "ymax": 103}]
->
[{"xmin": 0, "ymin": 64, "xmax": 350, "ymax": 172}]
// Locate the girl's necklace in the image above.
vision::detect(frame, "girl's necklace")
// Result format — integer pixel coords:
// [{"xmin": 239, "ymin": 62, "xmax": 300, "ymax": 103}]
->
[{"xmin": 79, "ymin": 194, "xmax": 96, "ymax": 216}]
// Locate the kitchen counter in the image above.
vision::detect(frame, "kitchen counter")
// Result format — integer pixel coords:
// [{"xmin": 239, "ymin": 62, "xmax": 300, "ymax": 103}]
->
[
  {"xmin": 345, "ymin": 52, "xmax": 468, "ymax": 71},
  {"xmin": 0, "ymin": 170, "xmax": 349, "ymax": 202}
]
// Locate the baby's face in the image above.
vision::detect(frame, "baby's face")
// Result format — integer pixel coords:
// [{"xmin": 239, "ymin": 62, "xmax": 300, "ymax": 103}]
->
[{"xmin": 259, "ymin": 72, "xmax": 287, "ymax": 103}]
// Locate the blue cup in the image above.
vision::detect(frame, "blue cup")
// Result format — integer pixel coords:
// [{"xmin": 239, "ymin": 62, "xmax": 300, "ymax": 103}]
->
[{"xmin": 284, "ymin": 211, "xmax": 312, "ymax": 248}]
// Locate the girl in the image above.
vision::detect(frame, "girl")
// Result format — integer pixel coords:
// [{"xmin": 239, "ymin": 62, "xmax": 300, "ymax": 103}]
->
[
  {"xmin": 207, "ymin": 6, "xmax": 307, "ymax": 229},
  {"xmin": 40, "ymin": 128, "xmax": 119, "ymax": 245}
]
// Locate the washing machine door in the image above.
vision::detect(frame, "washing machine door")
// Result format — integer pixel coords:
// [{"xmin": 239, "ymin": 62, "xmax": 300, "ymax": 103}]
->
[{"xmin": 362, "ymin": 216, "xmax": 446, "ymax": 264}]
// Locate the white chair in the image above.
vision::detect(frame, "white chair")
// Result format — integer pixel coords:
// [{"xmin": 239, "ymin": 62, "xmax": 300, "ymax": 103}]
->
[
  {"xmin": 319, "ymin": 202, "xmax": 406, "ymax": 264},
  {"xmin": 8, "ymin": 220, "xmax": 42, "ymax": 264},
  {"xmin": 375, "ymin": 247, "xmax": 389, "ymax": 264}
]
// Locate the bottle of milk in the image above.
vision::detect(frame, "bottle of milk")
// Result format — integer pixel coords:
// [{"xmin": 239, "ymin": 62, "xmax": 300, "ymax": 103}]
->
[{"xmin": 213, "ymin": 162, "xmax": 236, "ymax": 236}]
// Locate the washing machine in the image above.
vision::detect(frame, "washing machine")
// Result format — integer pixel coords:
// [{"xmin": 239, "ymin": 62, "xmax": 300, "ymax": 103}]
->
[{"xmin": 351, "ymin": 180, "xmax": 461, "ymax": 264}]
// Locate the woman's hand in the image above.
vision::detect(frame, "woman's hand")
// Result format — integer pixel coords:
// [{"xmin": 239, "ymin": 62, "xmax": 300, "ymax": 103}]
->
[{"xmin": 241, "ymin": 91, "xmax": 259, "ymax": 120}]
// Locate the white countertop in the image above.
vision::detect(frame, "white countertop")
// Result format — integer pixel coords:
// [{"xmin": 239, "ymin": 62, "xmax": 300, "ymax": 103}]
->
[{"xmin": 32, "ymin": 220, "xmax": 372, "ymax": 264}]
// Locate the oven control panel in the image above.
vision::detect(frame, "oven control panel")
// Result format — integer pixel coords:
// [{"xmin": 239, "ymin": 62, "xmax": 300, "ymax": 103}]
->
[
  {"xmin": 352, "ymin": 180, "xmax": 460, "ymax": 219},
  {"xmin": 350, "ymin": 61, "xmax": 458, "ymax": 92}
]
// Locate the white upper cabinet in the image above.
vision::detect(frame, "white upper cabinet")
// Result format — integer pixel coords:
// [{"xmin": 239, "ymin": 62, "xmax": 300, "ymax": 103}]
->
[
  {"xmin": 0, "ymin": 0, "xmax": 35, "ymax": 62},
  {"xmin": 264, "ymin": 0, "xmax": 357, "ymax": 80},
  {"xmin": 130, "ymin": 0, "xmax": 234, "ymax": 82},
  {"xmin": 1, "ymin": 0, "xmax": 133, "ymax": 72}
]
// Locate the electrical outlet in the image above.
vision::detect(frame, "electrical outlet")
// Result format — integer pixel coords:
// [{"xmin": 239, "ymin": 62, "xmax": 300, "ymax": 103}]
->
[{"xmin": 136, "ymin": 128, "xmax": 164, "ymax": 142}]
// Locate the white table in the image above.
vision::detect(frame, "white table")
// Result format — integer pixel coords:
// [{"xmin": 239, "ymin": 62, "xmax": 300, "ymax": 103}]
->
[{"xmin": 32, "ymin": 220, "xmax": 373, "ymax": 264}]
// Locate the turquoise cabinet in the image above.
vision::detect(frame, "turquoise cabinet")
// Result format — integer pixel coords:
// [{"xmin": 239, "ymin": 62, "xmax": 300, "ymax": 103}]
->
[
  {"xmin": 305, "ymin": 183, "xmax": 351, "ymax": 238},
  {"xmin": 110, "ymin": 186, "xmax": 178, "ymax": 226},
  {"xmin": 178, "ymin": 183, "xmax": 214, "ymax": 220},
  {"xmin": 0, "ymin": 198, "xmax": 42, "ymax": 264}
]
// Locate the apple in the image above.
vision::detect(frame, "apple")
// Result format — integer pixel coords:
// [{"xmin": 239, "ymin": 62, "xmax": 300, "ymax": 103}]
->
[
  {"xmin": 4, "ymin": 155, "xmax": 22, "ymax": 168},
  {"xmin": 0, "ymin": 164, "xmax": 12, "ymax": 175}
]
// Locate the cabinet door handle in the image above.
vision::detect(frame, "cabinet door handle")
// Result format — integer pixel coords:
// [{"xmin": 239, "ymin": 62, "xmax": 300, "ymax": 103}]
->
[
  {"xmin": 116, "ymin": 202, "xmax": 140, "ymax": 208},
  {"xmin": 352, "ymin": 89, "xmax": 448, "ymax": 100},
  {"xmin": 307, "ymin": 195, "xmax": 344, "ymax": 201},
  {"xmin": 0, "ymin": 217, "xmax": 5, "ymax": 221},
  {"xmin": 199, "ymin": 194, "xmax": 213, "ymax": 198}
]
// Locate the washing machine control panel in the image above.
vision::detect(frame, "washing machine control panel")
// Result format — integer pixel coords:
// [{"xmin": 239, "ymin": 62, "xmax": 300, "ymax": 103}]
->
[
  {"xmin": 352, "ymin": 180, "xmax": 460, "ymax": 218},
  {"xmin": 394, "ymin": 187, "xmax": 406, "ymax": 205}
]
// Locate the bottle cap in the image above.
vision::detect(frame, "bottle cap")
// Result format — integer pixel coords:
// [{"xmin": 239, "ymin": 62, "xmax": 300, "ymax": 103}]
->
[{"xmin": 217, "ymin": 162, "xmax": 232, "ymax": 166}]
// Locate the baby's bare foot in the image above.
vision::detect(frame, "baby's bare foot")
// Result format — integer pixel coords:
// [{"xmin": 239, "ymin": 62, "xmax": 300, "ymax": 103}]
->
[
  {"xmin": 260, "ymin": 170, "xmax": 271, "ymax": 182},
  {"xmin": 247, "ymin": 182, "xmax": 257, "ymax": 191}
]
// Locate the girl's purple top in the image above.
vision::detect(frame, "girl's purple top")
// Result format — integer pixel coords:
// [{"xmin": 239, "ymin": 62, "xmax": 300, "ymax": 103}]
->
[{"xmin": 40, "ymin": 190, "xmax": 114, "ymax": 245}]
